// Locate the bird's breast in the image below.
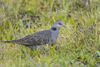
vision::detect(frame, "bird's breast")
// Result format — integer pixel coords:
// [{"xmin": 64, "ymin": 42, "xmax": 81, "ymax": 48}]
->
[{"xmin": 51, "ymin": 31, "xmax": 59, "ymax": 43}]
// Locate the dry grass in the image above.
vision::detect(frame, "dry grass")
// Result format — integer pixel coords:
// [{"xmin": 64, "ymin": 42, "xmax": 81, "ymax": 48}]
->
[{"xmin": 0, "ymin": 0, "xmax": 100, "ymax": 67}]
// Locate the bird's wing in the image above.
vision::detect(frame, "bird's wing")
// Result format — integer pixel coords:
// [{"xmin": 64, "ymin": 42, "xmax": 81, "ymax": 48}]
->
[
  {"xmin": 32, "ymin": 30, "xmax": 51, "ymax": 45},
  {"xmin": 9, "ymin": 30, "xmax": 51, "ymax": 46}
]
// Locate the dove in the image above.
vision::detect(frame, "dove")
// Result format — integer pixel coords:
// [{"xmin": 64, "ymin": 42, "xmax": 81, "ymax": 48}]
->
[{"xmin": 2, "ymin": 20, "xmax": 66, "ymax": 49}]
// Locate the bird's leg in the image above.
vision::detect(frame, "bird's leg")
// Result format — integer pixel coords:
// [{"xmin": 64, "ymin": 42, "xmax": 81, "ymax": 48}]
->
[
  {"xmin": 51, "ymin": 43, "xmax": 55, "ymax": 46},
  {"xmin": 28, "ymin": 46, "xmax": 37, "ymax": 50}
]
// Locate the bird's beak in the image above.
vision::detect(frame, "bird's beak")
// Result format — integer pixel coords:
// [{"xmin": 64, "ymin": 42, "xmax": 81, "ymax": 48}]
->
[
  {"xmin": 62, "ymin": 24, "xmax": 66, "ymax": 28},
  {"xmin": 63, "ymin": 25, "xmax": 66, "ymax": 28}
]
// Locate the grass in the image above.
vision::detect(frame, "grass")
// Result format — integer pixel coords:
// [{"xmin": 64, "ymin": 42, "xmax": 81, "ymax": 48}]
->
[{"xmin": 0, "ymin": 0, "xmax": 100, "ymax": 67}]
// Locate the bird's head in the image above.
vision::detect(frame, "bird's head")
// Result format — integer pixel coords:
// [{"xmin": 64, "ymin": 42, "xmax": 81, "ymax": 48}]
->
[{"xmin": 51, "ymin": 20, "xmax": 66, "ymax": 30}]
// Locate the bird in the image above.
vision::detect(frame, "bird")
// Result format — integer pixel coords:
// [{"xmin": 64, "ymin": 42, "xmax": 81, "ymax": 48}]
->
[{"xmin": 2, "ymin": 20, "xmax": 66, "ymax": 49}]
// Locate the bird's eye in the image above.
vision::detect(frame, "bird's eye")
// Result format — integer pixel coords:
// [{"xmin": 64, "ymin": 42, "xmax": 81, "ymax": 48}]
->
[{"xmin": 58, "ymin": 23, "xmax": 62, "ymax": 25}]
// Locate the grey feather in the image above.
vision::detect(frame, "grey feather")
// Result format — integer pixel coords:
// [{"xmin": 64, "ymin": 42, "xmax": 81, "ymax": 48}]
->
[{"xmin": 2, "ymin": 20, "xmax": 65, "ymax": 49}]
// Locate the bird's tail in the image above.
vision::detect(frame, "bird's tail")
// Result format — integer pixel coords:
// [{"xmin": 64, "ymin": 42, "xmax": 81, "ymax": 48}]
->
[
  {"xmin": 0, "ymin": 40, "xmax": 12, "ymax": 43},
  {"xmin": 0, "ymin": 40, "xmax": 17, "ymax": 43}
]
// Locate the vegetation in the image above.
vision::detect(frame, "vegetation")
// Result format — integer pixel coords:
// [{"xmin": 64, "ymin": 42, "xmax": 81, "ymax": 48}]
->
[{"xmin": 0, "ymin": 0, "xmax": 100, "ymax": 67}]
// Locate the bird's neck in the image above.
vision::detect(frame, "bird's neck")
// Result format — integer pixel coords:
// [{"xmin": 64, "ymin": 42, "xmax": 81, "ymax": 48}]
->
[
  {"xmin": 51, "ymin": 27, "xmax": 60, "ymax": 31},
  {"xmin": 50, "ymin": 27, "xmax": 60, "ymax": 43}
]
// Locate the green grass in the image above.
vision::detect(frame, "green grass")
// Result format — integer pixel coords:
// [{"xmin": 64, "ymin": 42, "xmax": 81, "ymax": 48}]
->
[{"xmin": 0, "ymin": 0, "xmax": 100, "ymax": 67}]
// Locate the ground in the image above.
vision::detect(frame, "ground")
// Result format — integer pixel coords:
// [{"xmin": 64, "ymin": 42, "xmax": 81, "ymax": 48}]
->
[{"xmin": 0, "ymin": 0, "xmax": 100, "ymax": 67}]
